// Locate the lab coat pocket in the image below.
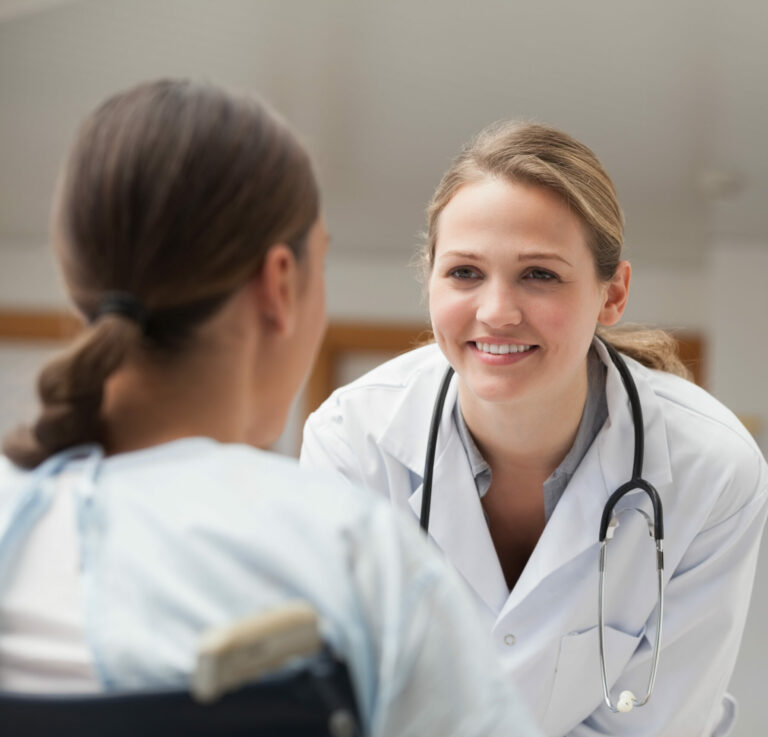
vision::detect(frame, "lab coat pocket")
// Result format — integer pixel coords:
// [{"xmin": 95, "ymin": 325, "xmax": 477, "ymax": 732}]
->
[{"xmin": 542, "ymin": 624, "xmax": 646, "ymax": 737}]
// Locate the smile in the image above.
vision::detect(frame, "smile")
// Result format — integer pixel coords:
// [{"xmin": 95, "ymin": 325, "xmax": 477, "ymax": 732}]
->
[{"xmin": 474, "ymin": 342, "xmax": 535, "ymax": 355}]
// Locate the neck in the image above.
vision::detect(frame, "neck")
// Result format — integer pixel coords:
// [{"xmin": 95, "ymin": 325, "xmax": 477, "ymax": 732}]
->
[
  {"xmin": 100, "ymin": 293, "xmax": 269, "ymax": 455},
  {"xmin": 459, "ymin": 362, "xmax": 589, "ymax": 478},
  {"xmin": 102, "ymin": 357, "xmax": 249, "ymax": 455}
]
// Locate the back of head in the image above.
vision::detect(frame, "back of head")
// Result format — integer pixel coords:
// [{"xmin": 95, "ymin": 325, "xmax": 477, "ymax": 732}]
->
[
  {"xmin": 3, "ymin": 79, "xmax": 319, "ymax": 468},
  {"xmin": 424, "ymin": 120, "xmax": 690, "ymax": 380}
]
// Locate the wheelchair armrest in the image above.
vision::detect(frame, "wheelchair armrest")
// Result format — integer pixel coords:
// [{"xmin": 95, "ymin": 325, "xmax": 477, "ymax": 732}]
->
[{"xmin": 192, "ymin": 600, "xmax": 323, "ymax": 702}]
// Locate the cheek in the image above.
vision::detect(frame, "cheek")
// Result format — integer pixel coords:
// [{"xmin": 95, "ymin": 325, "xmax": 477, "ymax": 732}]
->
[
  {"xmin": 510, "ymin": 291, "xmax": 570, "ymax": 338},
  {"xmin": 428, "ymin": 283, "xmax": 470, "ymax": 333},
  {"xmin": 533, "ymin": 288, "xmax": 603, "ymax": 334}
]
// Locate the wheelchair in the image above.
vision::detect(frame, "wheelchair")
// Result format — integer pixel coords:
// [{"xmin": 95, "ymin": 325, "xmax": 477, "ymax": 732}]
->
[{"xmin": 0, "ymin": 601, "xmax": 362, "ymax": 737}]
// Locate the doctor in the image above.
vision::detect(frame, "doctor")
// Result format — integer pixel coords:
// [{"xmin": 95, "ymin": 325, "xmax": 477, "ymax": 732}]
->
[{"xmin": 301, "ymin": 121, "xmax": 768, "ymax": 737}]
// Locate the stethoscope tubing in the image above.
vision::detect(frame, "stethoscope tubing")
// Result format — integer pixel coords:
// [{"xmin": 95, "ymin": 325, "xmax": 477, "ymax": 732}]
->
[
  {"xmin": 419, "ymin": 364, "xmax": 454, "ymax": 532},
  {"xmin": 419, "ymin": 338, "xmax": 665, "ymax": 713}
]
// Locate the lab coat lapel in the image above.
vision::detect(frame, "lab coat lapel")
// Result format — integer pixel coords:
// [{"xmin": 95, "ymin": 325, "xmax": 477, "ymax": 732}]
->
[
  {"xmin": 377, "ymin": 346, "xmax": 451, "ymax": 478},
  {"xmin": 500, "ymin": 443, "xmax": 607, "ymax": 617},
  {"xmin": 376, "ymin": 350, "xmax": 508, "ymax": 614},
  {"xmin": 408, "ymin": 425, "xmax": 509, "ymax": 616},
  {"xmin": 499, "ymin": 341, "xmax": 673, "ymax": 619}
]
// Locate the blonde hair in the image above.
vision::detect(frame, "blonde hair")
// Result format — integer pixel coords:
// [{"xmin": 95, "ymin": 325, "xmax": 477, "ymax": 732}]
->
[
  {"xmin": 423, "ymin": 121, "xmax": 690, "ymax": 379},
  {"xmin": 3, "ymin": 80, "xmax": 319, "ymax": 468}
]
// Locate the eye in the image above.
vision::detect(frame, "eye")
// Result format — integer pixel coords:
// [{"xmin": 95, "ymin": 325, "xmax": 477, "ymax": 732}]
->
[
  {"xmin": 523, "ymin": 268, "xmax": 558, "ymax": 282},
  {"xmin": 448, "ymin": 266, "xmax": 482, "ymax": 280}
]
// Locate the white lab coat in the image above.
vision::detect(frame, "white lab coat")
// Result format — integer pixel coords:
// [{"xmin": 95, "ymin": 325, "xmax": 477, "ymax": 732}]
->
[{"xmin": 301, "ymin": 340, "xmax": 768, "ymax": 737}]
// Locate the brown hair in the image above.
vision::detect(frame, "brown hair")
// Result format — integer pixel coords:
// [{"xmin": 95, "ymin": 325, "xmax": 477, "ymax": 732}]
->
[
  {"xmin": 4, "ymin": 79, "xmax": 319, "ymax": 468},
  {"xmin": 423, "ymin": 120, "xmax": 690, "ymax": 379}
]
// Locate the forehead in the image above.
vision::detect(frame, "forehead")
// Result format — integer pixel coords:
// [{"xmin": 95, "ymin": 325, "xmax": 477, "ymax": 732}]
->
[{"xmin": 435, "ymin": 178, "xmax": 591, "ymax": 261}]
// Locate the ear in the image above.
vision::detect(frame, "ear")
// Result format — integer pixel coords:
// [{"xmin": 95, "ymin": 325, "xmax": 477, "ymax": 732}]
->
[
  {"xmin": 251, "ymin": 244, "xmax": 300, "ymax": 337},
  {"xmin": 597, "ymin": 260, "xmax": 631, "ymax": 326}
]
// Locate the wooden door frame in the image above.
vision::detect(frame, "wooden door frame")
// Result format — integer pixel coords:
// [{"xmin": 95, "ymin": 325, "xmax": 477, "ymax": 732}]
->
[{"xmin": 0, "ymin": 310, "xmax": 81, "ymax": 341}]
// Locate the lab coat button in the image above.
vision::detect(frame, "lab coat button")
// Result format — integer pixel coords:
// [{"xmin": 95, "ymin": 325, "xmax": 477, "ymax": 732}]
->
[{"xmin": 504, "ymin": 634, "xmax": 516, "ymax": 646}]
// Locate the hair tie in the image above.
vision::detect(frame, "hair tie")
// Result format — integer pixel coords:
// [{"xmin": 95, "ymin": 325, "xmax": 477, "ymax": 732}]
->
[{"xmin": 94, "ymin": 291, "xmax": 147, "ymax": 330}]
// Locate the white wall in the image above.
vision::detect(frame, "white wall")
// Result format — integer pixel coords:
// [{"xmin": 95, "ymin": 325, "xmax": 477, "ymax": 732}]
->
[
  {"xmin": 621, "ymin": 265, "xmax": 708, "ymax": 331},
  {"xmin": 708, "ymin": 245, "xmax": 768, "ymax": 448},
  {"xmin": 0, "ymin": 241, "xmax": 67, "ymax": 308},
  {"xmin": 325, "ymin": 255, "xmax": 428, "ymax": 323}
]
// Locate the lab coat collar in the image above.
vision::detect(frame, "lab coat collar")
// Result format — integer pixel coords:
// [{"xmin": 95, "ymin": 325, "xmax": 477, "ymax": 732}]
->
[
  {"xmin": 377, "ymin": 345, "xmax": 452, "ymax": 478},
  {"xmin": 407, "ymin": 425, "xmax": 510, "ymax": 615}
]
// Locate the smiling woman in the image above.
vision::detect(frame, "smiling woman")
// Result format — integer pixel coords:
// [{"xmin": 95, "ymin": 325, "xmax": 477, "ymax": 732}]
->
[
  {"xmin": 428, "ymin": 178, "xmax": 629, "ymax": 414},
  {"xmin": 422, "ymin": 122, "xmax": 688, "ymax": 381},
  {"xmin": 301, "ymin": 121, "xmax": 768, "ymax": 737}
]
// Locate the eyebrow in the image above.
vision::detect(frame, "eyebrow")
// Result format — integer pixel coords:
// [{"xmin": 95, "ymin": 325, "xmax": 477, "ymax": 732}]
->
[
  {"xmin": 438, "ymin": 249, "xmax": 573, "ymax": 267},
  {"xmin": 518, "ymin": 251, "xmax": 573, "ymax": 267},
  {"xmin": 437, "ymin": 250, "xmax": 483, "ymax": 261}
]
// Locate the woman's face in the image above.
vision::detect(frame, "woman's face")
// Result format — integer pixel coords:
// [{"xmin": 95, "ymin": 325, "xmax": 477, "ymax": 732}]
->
[{"xmin": 428, "ymin": 177, "xmax": 626, "ymax": 409}]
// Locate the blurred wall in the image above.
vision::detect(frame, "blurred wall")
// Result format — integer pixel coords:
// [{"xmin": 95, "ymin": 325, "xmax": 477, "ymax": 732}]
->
[{"xmin": 709, "ymin": 245, "xmax": 768, "ymax": 448}]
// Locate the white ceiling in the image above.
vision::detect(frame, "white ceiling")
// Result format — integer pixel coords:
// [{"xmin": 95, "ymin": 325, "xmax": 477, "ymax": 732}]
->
[{"xmin": 0, "ymin": 0, "xmax": 766, "ymax": 266}]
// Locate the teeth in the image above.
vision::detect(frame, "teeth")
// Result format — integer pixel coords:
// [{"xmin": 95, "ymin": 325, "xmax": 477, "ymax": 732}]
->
[{"xmin": 475, "ymin": 342, "xmax": 534, "ymax": 355}]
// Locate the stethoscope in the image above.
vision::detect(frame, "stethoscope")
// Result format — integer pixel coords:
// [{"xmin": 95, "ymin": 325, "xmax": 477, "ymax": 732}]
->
[{"xmin": 419, "ymin": 339, "xmax": 664, "ymax": 714}]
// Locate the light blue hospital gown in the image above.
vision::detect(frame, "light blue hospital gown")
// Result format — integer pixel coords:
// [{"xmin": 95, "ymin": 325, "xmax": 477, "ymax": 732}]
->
[{"xmin": 0, "ymin": 438, "xmax": 540, "ymax": 737}]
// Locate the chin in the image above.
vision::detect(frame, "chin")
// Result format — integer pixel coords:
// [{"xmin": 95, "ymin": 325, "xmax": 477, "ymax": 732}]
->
[{"xmin": 463, "ymin": 376, "xmax": 530, "ymax": 405}]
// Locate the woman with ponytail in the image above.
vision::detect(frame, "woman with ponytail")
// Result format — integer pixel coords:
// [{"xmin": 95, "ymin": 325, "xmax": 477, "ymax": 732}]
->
[
  {"xmin": 0, "ymin": 81, "xmax": 541, "ymax": 737},
  {"xmin": 302, "ymin": 121, "xmax": 768, "ymax": 736}
]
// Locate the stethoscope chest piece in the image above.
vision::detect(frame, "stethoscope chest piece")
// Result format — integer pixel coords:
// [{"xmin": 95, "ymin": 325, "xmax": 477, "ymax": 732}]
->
[{"xmin": 598, "ymin": 478, "xmax": 664, "ymax": 713}]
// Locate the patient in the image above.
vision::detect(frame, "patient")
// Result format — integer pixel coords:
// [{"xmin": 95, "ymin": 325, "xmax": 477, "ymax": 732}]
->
[{"xmin": 0, "ymin": 80, "xmax": 540, "ymax": 736}]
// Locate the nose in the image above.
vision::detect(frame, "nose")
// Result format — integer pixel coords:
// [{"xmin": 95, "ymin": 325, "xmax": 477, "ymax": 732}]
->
[{"xmin": 475, "ymin": 279, "xmax": 523, "ymax": 328}]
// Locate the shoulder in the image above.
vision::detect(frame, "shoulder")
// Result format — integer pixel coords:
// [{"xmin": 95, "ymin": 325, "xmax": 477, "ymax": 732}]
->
[
  {"xmin": 0, "ymin": 455, "xmax": 27, "ymax": 508},
  {"xmin": 0, "ymin": 455, "xmax": 23, "ymax": 483},
  {"xmin": 332, "ymin": 342, "xmax": 445, "ymax": 395},
  {"xmin": 306, "ymin": 343, "xmax": 446, "ymax": 430},
  {"xmin": 642, "ymin": 363, "xmax": 759, "ymax": 458},
  {"xmin": 112, "ymin": 439, "xmax": 379, "ymax": 522},
  {"xmin": 633, "ymin": 361, "xmax": 767, "ymax": 513}
]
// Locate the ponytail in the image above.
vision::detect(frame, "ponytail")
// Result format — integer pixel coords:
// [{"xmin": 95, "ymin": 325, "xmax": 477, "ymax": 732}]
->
[
  {"xmin": 2, "ymin": 316, "xmax": 140, "ymax": 469},
  {"xmin": 597, "ymin": 324, "xmax": 692, "ymax": 380}
]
